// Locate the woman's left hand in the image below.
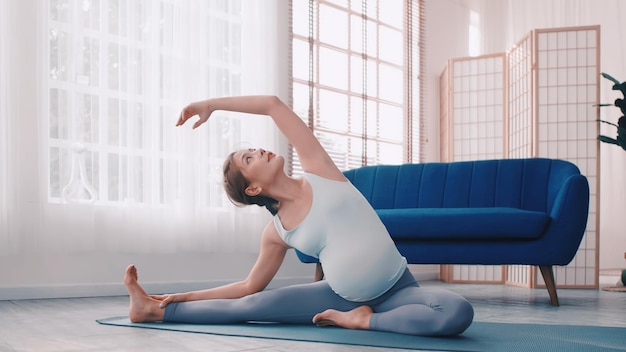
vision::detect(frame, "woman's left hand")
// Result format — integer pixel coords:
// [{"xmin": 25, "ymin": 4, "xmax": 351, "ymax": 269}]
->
[
  {"xmin": 176, "ymin": 100, "xmax": 214, "ymax": 129},
  {"xmin": 150, "ymin": 293, "xmax": 187, "ymax": 308},
  {"xmin": 149, "ymin": 294, "xmax": 166, "ymax": 301}
]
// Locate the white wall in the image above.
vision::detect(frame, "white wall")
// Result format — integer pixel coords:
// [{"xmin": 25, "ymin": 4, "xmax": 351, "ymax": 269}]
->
[{"xmin": 424, "ymin": 0, "xmax": 626, "ymax": 271}]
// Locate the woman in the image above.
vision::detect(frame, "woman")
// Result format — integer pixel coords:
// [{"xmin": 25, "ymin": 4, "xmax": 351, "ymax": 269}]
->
[{"xmin": 123, "ymin": 95, "xmax": 474, "ymax": 336}]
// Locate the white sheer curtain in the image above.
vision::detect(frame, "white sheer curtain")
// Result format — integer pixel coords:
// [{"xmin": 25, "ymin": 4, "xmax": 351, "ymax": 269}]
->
[{"xmin": 0, "ymin": 0, "xmax": 283, "ymax": 256}]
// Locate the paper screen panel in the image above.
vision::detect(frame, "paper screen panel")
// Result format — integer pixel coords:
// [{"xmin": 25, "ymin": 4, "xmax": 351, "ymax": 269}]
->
[
  {"xmin": 504, "ymin": 34, "xmax": 534, "ymax": 286},
  {"xmin": 507, "ymin": 33, "xmax": 534, "ymax": 159},
  {"xmin": 505, "ymin": 265, "xmax": 533, "ymax": 288},
  {"xmin": 440, "ymin": 54, "xmax": 506, "ymax": 283},
  {"xmin": 534, "ymin": 26, "xmax": 599, "ymax": 288},
  {"xmin": 440, "ymin": 64, "xmax": 451, "ymax": 161},
  {"xmin": 452, "ymin": 264, "xmax": 503, "ymax": 283},
  {"xmin": 451, "ymin": 54, "xmax": 505, "ymax": 161}
]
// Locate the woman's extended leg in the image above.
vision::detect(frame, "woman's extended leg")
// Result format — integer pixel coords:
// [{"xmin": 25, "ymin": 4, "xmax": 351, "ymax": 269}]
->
[
  {"xmin": 163, "ymin": 280, "xmax": 361, "ymax": 324},
  {"xmin": 125, "ymin": 264, "xmax": 473, "ymax": 335},
  {"xmin": 369, "ymin": 286, "xmax": 474, "ymax": 336},
  {"xmin": 125, "ymin": 264, "xmax": 371, "ymax": 327}
]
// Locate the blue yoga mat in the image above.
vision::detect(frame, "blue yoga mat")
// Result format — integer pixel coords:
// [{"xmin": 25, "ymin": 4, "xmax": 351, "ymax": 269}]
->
[{"xmin": 97, "ymin": 316, "xmax": 626, "ymax": 352}]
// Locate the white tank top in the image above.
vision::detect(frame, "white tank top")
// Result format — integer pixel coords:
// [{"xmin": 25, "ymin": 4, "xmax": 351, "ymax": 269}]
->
[{"xmin": 273, "ymin": 173, "xmax": 407, "ymax": 302}]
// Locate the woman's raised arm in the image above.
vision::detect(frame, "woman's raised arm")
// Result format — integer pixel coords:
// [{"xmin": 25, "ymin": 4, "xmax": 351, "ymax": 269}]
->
[{"xmin": 177, "ymin": 96, "xmax": 343, "ymax": 180}]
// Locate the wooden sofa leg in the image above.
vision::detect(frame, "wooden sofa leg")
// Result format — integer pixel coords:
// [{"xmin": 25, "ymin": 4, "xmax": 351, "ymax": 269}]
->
[
  {"xmin": 539, "ymin": 265, "xmax": 559, "ymax": 306},
  {"xmin": 314, "ymin": 263, "xmax": 324, "ymax": 282}
]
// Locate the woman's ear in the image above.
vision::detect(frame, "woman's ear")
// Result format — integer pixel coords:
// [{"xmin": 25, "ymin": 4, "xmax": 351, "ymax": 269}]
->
[{"xmin": 245, "ymin": 184, "xmax": 262, "ymax": 197}]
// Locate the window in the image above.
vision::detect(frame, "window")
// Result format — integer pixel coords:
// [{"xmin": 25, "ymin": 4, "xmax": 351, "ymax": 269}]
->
[{"xmin": 290, "ymin": 0, "xmax": 424, "ymax": 172}]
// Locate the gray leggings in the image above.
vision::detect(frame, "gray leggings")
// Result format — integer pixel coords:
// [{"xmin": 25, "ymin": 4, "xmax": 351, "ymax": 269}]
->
[{"xmin": 163, "ymin": 269, "xmax": 474, "ymax": 336}]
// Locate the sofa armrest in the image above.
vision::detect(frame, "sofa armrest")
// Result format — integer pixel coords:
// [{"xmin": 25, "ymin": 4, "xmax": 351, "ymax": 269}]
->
[{"xmin": 542, "ymin": 173, "xmax": 590, "ymax": 264}]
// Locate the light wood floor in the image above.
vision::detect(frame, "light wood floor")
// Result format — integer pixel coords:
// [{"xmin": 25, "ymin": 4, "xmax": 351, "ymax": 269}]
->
[{"xmin": 1, "ymin": 278, "xmax": 625, "ymax": 352}]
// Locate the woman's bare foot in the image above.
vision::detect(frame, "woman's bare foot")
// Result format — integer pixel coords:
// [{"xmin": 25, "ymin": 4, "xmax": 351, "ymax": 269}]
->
[
  {"xmin": 312, "ymin": 305, "xmax": 373, "ymax": 330},
  {"xmin": 124, "ymin": 265, "xmax": 165, "ymax": 323}
]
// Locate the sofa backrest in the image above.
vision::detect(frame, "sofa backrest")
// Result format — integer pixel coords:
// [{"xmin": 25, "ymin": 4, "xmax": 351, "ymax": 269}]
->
[{"xmin": 342, "ymin": 158, "xmax": 582, "ymax": 212}]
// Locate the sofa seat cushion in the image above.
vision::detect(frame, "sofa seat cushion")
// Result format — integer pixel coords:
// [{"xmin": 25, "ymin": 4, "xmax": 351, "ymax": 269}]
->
[{"xmin": 376, "ymin": 207, "xmax": 550, "ymax": 240}]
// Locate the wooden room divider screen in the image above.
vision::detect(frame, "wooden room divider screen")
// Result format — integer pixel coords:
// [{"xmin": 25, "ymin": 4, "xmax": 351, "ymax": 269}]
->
[{"xmin": 439, "ymin": 25, "xmax": 600, "ymax": 290}]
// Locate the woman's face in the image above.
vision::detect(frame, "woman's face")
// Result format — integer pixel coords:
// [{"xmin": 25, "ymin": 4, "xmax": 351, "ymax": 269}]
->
[{"xmin": 233, "ymin": 148, "xmax": 283, "ymax": 186}]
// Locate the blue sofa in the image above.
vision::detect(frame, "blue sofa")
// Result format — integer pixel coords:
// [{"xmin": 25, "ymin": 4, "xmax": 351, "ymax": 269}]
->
[{"xmin": 297, "ymin": 158, "xmax": 590, "ymax": 306}]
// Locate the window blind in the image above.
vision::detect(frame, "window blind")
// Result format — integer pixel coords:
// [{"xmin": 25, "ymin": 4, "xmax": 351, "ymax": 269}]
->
[{"xmin": 289, "ymin": 0, "xmax": 424, "ymax": 174}]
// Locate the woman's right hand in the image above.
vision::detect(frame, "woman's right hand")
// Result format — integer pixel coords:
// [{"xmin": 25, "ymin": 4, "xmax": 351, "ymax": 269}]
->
[
  {"xmin": 150, "ymin": 293, "xmax": 187, "ymax": 309},
  {"xmin": 176, "ymin": 100, "xmax": 214, "ymax": 129}
]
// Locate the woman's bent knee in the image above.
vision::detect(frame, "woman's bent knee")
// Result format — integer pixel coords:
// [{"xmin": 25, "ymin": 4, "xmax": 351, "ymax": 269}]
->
[{"xmin": 440, "ymin": 298, "xmax": 474, "ymax": 335}]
